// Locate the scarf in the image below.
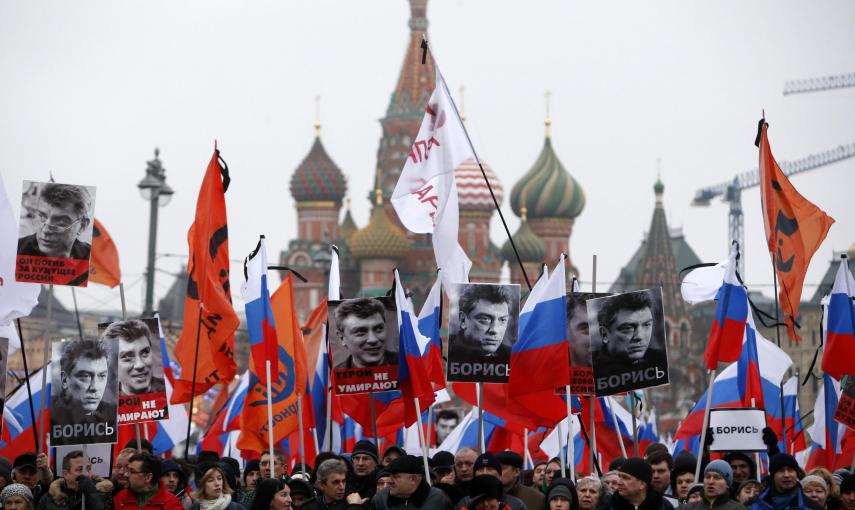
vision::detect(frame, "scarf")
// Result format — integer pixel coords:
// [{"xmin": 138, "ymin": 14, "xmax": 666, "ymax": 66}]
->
[{"xmin": 199, "ymin": 493, "xmax": 232, "ymax": 510}]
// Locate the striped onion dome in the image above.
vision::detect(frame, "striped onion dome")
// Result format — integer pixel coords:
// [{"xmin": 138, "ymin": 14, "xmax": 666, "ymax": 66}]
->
[
  {"xmin": 501, "ymin": 209, "xmax": 546, "ymax": 262},
  {"xmin": 455, "ymin": 158, "xmax": 503, "ymax": 211},
  {"xmin": 290, "ymin": 137, "xmax": 347, "ymax": 204},
  {"xmin": 510, "ymin": 137, "xmax": 585, "ymax": 220},
  {"xmin": 350, "ymin": 191, "xmax": 410, "ymax": 260}
]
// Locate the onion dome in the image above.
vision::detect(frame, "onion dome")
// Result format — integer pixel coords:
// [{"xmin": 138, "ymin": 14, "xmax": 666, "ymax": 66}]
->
[
  {"xmin": 455, "ymin": 158, "xmax": 503, "ymax": 211},
  {"xmin": 339, "ymin": 198, "xmax": 358, "ymax": 244},
  {"xmin": 350, "ymin": 190, "xmax": 410, "ymax": 260},
  {"xmin": 289, "ymin": 133, "xmax": 347, "ymax": 204},
  {"xmin": 510, "ymin": 118, "xmax": 585, "ymax": 220},
  {"xmin": 501, "ymin": 208, "xmax": 546, "ymax": 263}
]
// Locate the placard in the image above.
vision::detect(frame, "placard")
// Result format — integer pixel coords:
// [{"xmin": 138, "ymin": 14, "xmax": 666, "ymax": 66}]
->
[
  {"xmin": 50, "ymin": 338, "xmax": 119, "ymax": 446},
  {"xmin": 15, "ymin": 180, "xmax": 96, "ymax": 286},
  {"xmin": 566, "ymin": 292, "xmax": 609, "ymax": 395},
  {"xmin": 99, "ymin": 318, "xmax": 169, "ymax": 424},
  {"xmin": 834, "ymin": 376, "xmax": 855, "ymax": 430},
  {"xmin": 708, "ymin": 408, "xmax": 767, "ymax": 452},
  {"xmin": 588, "ymin": 288, "xmax": 669, "ymax": 396},
  {"xmin": 54, "ymin": 444, "xmax": 112, "ymax": 478},
  {"xmin": 446, "ymin": 283, "xmax": 521, "ymax": 383},
  {"xmin": 329, "ymin": 296, "xmax": 400, "ymax": 395}
]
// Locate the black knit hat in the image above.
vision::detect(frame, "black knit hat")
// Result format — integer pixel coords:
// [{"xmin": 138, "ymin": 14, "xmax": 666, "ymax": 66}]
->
[
  {"xmin": 619, "ymin": 457, "xmax": 653, "ymax": 486},
  {"xmin": 495, "ymin": 451, "xmax": 523, "ymax": 469},
  {"xmin": 244, "ymin": 460, "xmax": 260, "ymax": 481},
  {"xmin": 386, "ymin": 455, "xmax": 424, "ymax": 475},
  {"xmin": 351, "ymin": 439, "xmax": 379, "ymax": 462},
  {"xmin": 470, "ymin": 475, "xmax": 503, "ymax": 505},
  {"xmin": 474, "ymin": 452, "xmax": 502, "ymax": 474},
  {"xmin": 431, "ymin": 451, "xmax": 455, "ymax": 471},
  {"xmin": 840, "ymin": 474, "xmax": 855, "ymax": 494},
  {"xmin": 768, "ymin": 453, "xmax": 799, "ymax": 476}
]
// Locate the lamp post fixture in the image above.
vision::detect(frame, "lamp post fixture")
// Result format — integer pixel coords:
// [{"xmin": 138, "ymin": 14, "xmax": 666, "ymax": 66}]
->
[
  {"xmin": 312, "ymin": 245, "xmax": 333, "ymax": 296},
  {"xmin": 137, "ymin": 148, "xmax": 174, "ymax": 316}
]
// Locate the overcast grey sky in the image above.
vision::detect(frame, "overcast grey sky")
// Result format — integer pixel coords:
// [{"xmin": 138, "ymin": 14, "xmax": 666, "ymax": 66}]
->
[{"xmin": 2, "ymin": 1, "xmax": 853, "ymax": 314}]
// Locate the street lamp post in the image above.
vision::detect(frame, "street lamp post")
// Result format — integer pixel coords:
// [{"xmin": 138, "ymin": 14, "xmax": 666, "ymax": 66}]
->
[{"xmin": 137, "ymin": 149, "xmax": 174, "ymax": 316}]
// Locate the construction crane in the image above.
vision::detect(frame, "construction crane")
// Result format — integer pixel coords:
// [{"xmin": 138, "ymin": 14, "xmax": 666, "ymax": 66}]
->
[
  {"xmin": 691, "ymin": 143, "xmax": 855, "ymax": 276},
  {"xmin": 783, "ymin": 72, "xmax": 855, "ymax": 95}
]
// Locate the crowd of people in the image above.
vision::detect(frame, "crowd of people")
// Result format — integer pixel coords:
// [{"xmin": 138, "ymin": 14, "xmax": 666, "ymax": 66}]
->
[{"xmin": 0, "ymin": 438, "xmax": 852, "ymax": 510}]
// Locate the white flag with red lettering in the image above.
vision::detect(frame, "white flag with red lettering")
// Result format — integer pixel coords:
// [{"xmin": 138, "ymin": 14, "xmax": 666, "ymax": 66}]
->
[{"xmin": 391, "ymin": 68, "xmax": 472, "ymax": 283}]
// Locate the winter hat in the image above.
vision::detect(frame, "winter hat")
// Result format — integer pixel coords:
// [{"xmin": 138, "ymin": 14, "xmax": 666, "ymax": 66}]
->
[
  {"xmin": 687, "ymin": 483, "xmax": 704, "ymax": 498},
  {"xmin": 430, "ymin": 451, "xmax": 455, "ymax": 471},
  {"xmin": 768, "ymin": 454, "xmax": 799, "ymax": 476},
  {"xmin": 840, "ymin": 474, "xmax": 855, "ymax": 494},
  {"xmin": 704, "ymin": 460, "xmax": 733, "ymax": 487},
  {"xmin": 244, "ymin": 460, "xmax": 260, "ymax": 481},
  {"xmin": 474, "ymin": 453, "xmax": 502, "ymax": 474},
  {"xmin": 161, "ymin": 459, "xmax": 187, "ymax": 489},
  {"xmin": 609, "ymin": 457, "xmax": 627, "ymax": 471},
  {"xmin": 216, "ymin": 462, "xmax": 238, "ymax": 492},
  {"xmin": 383, "ymin": 446, "xmax": 406, "ymax": 460},
  {"xmin": 546, "ymin": 479, "xmax": 577, "ymax": 506},
  {"xmin": 386, "ymin": 455, "xmax": 424, "ymax": 475},
  {"xmin": 0, "ymin": 484, "xmax": 33, "ymax": 505},
  {"xmin": 800, "ymin": 475, "xmax": 828, "ymax": 491},
  {"xmin": 619, "ymin": 457, "xmax": 653, "ymax": 486},
  {"xmin": 351, "ymin": 439, "xmax": 379, "ymax": 462},
  {"xmin": 495, "ymin": 451, "xmax": 524, "ymax": 469},
  {"xmin": 469, "ymin": 475, "xmax": 503, "ymax": 505}
]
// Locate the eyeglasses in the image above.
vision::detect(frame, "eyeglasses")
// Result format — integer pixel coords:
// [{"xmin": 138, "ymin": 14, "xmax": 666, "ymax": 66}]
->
[
  {"xmin": 127, "ymin": 469, "xmax": 147, "ymax": 476},
  {"xmin": 34, "ymin": 213, "xmax": 81, "ymax": 233}
]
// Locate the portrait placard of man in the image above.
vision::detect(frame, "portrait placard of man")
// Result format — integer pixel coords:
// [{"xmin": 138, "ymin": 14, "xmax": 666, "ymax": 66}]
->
[
  {"xmin": 587, "ymin": 288, "xmax": 669, "ymax": 396},
  {"xmin": 434, "ymin": 408, "xmax": 460, "ymax": 446},
  {"xmin": 15, "ymin": 181, "xmax": 96, "ymax": 287},
  {"xmin": 328, "ymin": 296, "xmax": 400, "ymax": 395},
  {"xmin": 446, "ymin": 283, "xmax": 520, "ymax": 383},
  {"xmin": 566, "ymin": 292, "xmax": 609, "ymax": 395},
  {"xmin": 99, "ymin": 318, "xmax": 169, "ymax": 424},
  {"xmin": 50, "ymin": 338, "xmax": 119, "ymax": 446}
]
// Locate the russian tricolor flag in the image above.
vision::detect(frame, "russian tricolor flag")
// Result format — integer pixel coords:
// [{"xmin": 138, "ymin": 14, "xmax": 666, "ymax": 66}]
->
[
  {"xmin": 806, "ymin": 374, "xmax": 845, "ymax": 470},
  {"xmin": 510, "ymin": 254, "xmax": 570, "ymax": 396},
  {"xmin": 417, "ymin": 274, "xmax": 446, "ymax": 390},
  {"xmin": 0, "ymin": 365, "xmax": 49, "ymax": 458},
  {"xmin": 705, "ymin": 245, "xmax": 748, "ymax": 369},
  {"xmin": 241, "ymin": 235, "xmax": 279, "ymax": 384},
  {"xmin": 821, "ymin": 255, "xmax": 855, "ymax": 380},
  {"xmin": 737, "ymin": 320, "xmax": 766, "ymax": 409},
  {"xmin": 394, "ymin": 269, "xmax": 435, "ymax": 424}
]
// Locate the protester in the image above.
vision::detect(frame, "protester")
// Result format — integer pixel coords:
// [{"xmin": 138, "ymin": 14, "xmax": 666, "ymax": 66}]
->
[
  {"xmin": 190, "ymin": 465, "xmax": 245, "ymax": 510},
  {"xmin": 723, "ymin": 454, "xmax": 757, "ymax": 486},
  {"xmin": 840, "ymin": 476, "xmax": 855, "ymax": 510},
  {"xmin": 286, "ymin": 480, "xmax": 314, "ymax": 510},
  {"xmin": 123, "ymin": 438, "xmax": 155, "ymax": 455},
  {"xmin": 260, "ymin": 450, "xmax": 287, "ymax": 481},
  {"xmin": 496, "ymin": 451, "xmax": 545, "ymax": 510},
  {"xmin": 546, "ymin": 478, "xmax": 579, "ymax": 510},
  {"xmin": 368, "ymin": 455, "xmax": 451, "ymax": 510},
  {"xmin": 244, "ymin": 462, "xmax": 261, "ymax": 492},
  {"xmin": 800, "ymin": 476, "xmax": 829, "ymax": 509},
  {"xmin": 113, "ymin": 453, "xmax": 183, "ymax": 510},
  {"xmin": 1, "ymin": 484, "xmax": 35, "ymax": 510},
  {"xmin": 430, "ymin": 452, "xmax": 456, "ymax": 486},
  {"xmin": 12, "ymin": 454, "xmax": 52, "ymax": 503},
  {"xmin": 577, "ymin": 477, "xmax": 607, "ymax": 510},
  {"xmin": 646, "ymin": 451, "xmax": 677, "ymax": 508},
  {"xmin": 807, "ymin": 469, "xmax": 840, "ymax": 506},
  {"xmin": 250, "ymin": 479, "xmax": 291, "ymax": 510},
  {"xmin": 36, "ymin": 450, "xmax": 112, "ymax": 510},
  {"xmin": 454, "ymin": 449, "xmax": 478, "ymax": 496},
  {"xmin": 746, "ymin": 454, "xmax": 822, "ymax": 510},
  {"xmin": 111, "ymin": 449, "xmax": 137, "ymax": 497},
  {"xmin": 381, "ymin": 448, "xmax": 405, "ymax": 467},
  {"xmin": 602, "ymin": 472, "xmax": 621, "ymax": 495},
  {"xmin": 544, "ymin": 459, "xmax": 563, "ymax": 490},
  {"xmin": 686, "ymin": 486, "xmax": 703, "ymax": 505},
  {"xmin": 348, "ymin": 441, "xmax": 381, "ymax": 500},
  {"xmin": 301, "ymin": 459, "xmax": 366, "ymax": 510},
  {"xmin": 161, "ymin": 459, "xmax": 192, "ymax": 510},
  {"xmin": 606, "ymin": 457, "xmax": 669, "ymax": 510},
  {"xmin": 735, "ymin": 482, "xmax": 763, "ymax": 506},
  {"xmin": 679, "ymin": 460, "xmax": 742, "ymax": 510},
  {"xmin": 0, "ymin": 459, "xmax": 14, "ymax": 492},
  {"xmin": 531, "ymin": 463, "xmax": 547, "ymax": 489},
  {"xmin": 669, "ymin": 452, "xmax": 697, "ymax": 503},
  {"xmin": 456, "ymin": 475, "xmax": 511, "ymax": 510},
  {"xmin": 375, "ymin": 473, "xmax": 393, "ymax": 495},
  {"xmin": 470, "ymin": 453, "xmax": 526, "ymax": 510}
]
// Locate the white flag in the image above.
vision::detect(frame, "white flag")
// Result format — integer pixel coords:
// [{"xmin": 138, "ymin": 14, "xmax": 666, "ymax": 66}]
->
[
  {"xmin": 0, "ymin": 175, "xmax": 40, "ymax": 324},
  {"xmin": 391, "ymin": 68, "xmax": 472, "ymax": 283}
]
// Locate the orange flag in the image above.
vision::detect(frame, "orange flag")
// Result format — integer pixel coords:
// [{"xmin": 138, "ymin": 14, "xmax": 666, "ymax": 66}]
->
[
  {"xmin": 758, "ymin": 119, "xmax": 835, "ymax": 340},
  {"xmin": 88, "ymin": 218, "xmax": 121, "ymax": 287},
  {"xmin": 237, "ymin": 273, "xmax": 308, "ymax": 453},
  {"xmin": 171, "ymin": 149, "xmax": 239, "ymax": 403}
]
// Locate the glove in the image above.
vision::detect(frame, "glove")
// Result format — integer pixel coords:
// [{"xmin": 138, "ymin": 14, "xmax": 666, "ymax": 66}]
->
[
  {"xmin": 762, "ymin": 427, "xmax": 781, "ymax": 456},
  {"xmin": 705, "ymin": 427, "xmax": 714, "ymax": 448},
  {"xmin": 76, "ymin": 475, "xmax": 97, "ymax": 494}
]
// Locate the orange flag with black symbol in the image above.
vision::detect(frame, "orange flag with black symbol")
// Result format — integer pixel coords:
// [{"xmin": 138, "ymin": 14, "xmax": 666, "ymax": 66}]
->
[
  {"xmin": 757, "ymin": 119, "xmax": 835, "ymax": 341},
  {"xmin": 171, "ymin": 148, "xmax": 239, "ymax": 403},
  {"xmin": 88, "ymin": 219, "xmax": 121, "ymax": 287}
]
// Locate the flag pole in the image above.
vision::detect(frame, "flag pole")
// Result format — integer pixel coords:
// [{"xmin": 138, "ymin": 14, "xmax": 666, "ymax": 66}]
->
[
  {"xmin": 426, "ymin": 405, "xmax": 433, "ymax": 450},
  {"xmin": 751, "ymin": 398, "xmax": 762, "ymax": 478},
  {"xmin": 70, "ymin": 287, "xmax": 84, "ymax": 341},
  {"xmin": 695, "ymin": 369, "xmax": 716, "ymax": 481},
  {"xmin": 183, "ymin": 303, "xmax": 204, "ymax": 458},
  {"xmin": 37, "ymin": 284, "xmax": 53, "ymax": 455},
  {"xmin": 608, "ymin": 397, "xmax": 628, "ymax": 459},
  {"xmin": 265, "ymin": 360, "xmax": 275, "ymax": 478},
  {"xmin": 558, "ymin": 417, "xmax": 567, "ymax": 478},
  {"xmin": 423, "ymin": 38, "xmax": 532, "ymax": 291},
  {"xmin": 770, "ymin": 252, "xmax": 789, "ymax": 449},
  {"xmin": 119, "ymin": 282, "xmax": 144, "ymax": 452},
  {"xmin": 523, "ymin": 428, "xmax": 531, "ymax": 470},
  {"xmin": 311, "ymin": 427, "xmax": 320, "ymax": 457},
  {"xmin": 368, "ymin": 398, "xmax": 379, "ymax": 449},
  {"xmin": 590, "ymin": 255, "xmax": 597, "ymax": 472},
  {"xmin": 476, "ymin": 382, "xmax": 485, "ymax": 453},
  {"xmin": 15, "ymin": 318, "xmax": 39, "ymax": 451},
  {"xmin": 297, "ymin": 393, "xmax": 307, "ymax": 478},
  {"xmin": 630, "ymin": 393, "xmax": 639, "ymax": 457},
  {"xmin": 566, "ymin": 385, "xmax": 575, "ymax": 480},
  {"xmin": 414, "ymin": 397, "xmax": 432, "ymax": 485}
]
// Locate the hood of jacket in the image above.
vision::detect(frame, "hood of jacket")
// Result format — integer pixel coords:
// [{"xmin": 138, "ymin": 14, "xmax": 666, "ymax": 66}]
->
[{"xmin": 48, "ymin": 477, "xmax": 114, "ymax": 505}]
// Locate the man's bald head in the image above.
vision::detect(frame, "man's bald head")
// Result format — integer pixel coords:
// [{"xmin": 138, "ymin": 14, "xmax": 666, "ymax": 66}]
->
[{"xmin": 454, "ymin": 448, "xmax": 478, "ymax": 482}]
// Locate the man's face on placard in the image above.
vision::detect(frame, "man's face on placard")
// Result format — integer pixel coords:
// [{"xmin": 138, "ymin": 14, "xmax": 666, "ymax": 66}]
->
[
  {"xmin": 118, "ymin": 335, "xmax": 153, "ymax": 394},
  {"xmin": 339, "ymin": 312, "xmax": 387, "ymax": 367},
  {"xmin": 62, "ymin": 355, "xmax": 109, "ymax": 413},
  {"xmin": 568, "ymin": 303, "xmax": 592, "ymax": 366},
  {"xmin": 460, "ymin": 299, "xmax": 509, "ymax": 354},
  {"xmin": 435, "ymin": 417, "xmax": 458, "ymax": 445},
  {"xmin": 601, "ymin": 307, "xmax": 653, "ymax": 361},
  {"xmin": 34, "ymin": 198, "xmax": 87, "ymax": 258}
]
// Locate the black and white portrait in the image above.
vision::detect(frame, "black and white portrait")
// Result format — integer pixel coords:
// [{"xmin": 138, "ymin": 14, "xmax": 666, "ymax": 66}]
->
[
  {"xmin": 15, "ymin": 180, "xmax": 96, "ymax": 287},
  {"xmin": 433, "ymin": 408, "xmax": 461, "ymax": 446},
  {"xmin": 50, "ymin": 338, "xmax": 119, "ymax": 445},
  {"xmin": 446, "ymin": 283, "xmax": 520, "ymax": 383},
  {"xmin": 587, "ymin": 288, "xmax": 669, "ymax": 396},
  {"xmin": 567, "ymin": 292, "xmax": 609, "ymax": 395}
]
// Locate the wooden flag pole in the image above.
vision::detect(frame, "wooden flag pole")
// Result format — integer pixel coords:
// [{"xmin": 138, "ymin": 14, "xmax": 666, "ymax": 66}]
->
[
  {"xmin": 265, "ymin": 360, "xmax": 275, "ymax": 478},
  {"xmin": 15, "ymin": 319, "xmax": 39, "ymax": 450},
  {"xmin": 297, "ymin": 394, "xmax": 307, "ymax": 477},
  {"xmin": 414, "ymin": 397, "xmax": 432, "ymax": 485},
  {"xmin": 37, "ymin": 284, "xmax": 53, "ymax": 454},
  {"xmin": 695, "ymin": 369, "xmax": 716, "ymax": 481}
]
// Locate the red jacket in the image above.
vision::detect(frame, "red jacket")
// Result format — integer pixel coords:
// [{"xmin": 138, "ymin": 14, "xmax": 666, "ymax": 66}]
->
[{"xmin": 114, "ymin": 487, "xmax": 184, "ymax": 510}]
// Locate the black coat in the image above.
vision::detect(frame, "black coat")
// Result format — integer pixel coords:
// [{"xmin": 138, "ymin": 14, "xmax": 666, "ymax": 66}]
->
[{"xmin": 369, "ymin": 481, "xmax": 451, "ymax": 510}]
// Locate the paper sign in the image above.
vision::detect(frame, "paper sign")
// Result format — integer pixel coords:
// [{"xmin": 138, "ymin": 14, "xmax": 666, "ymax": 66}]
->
[
  {"xmin": 834, "ymin": 376, "xmax": 855, "ymax": 430},
  {"xmin": 709, "ymin": 408, "xmax": 767, "ymax": 452},
  {"xmin": 54, "ymin": 444, "xmax": 112, "ymax": 478}
]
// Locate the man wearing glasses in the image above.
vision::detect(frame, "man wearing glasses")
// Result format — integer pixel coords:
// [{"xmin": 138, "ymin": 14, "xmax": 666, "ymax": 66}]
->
[
  {"xmin": 18, "ymin": 183, "xmax": 92, "ymax": 260},
  {"xmin": 113, "ymin": 453, "xmax": 182, "ymax": 510}
]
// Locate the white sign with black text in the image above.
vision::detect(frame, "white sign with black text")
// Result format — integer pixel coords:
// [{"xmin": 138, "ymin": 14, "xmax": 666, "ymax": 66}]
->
[{"xmin": 708, "ymin": 408, "xmax": 767, "ymax": 452}]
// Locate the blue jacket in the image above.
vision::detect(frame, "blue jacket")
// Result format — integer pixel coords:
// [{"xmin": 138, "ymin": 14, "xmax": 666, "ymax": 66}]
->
[{"xmin": 746, "ymin": 486, "xmax": 823, "ymax": 510}]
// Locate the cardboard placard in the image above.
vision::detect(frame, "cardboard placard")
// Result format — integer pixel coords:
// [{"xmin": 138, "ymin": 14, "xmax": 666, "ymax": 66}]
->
[
  {"xmin": 834, "ymin": 376, "xmax": 855, "ymax": 430},
  {"xmin": 708, "ymin": 408, "xmax": 767, "ymax": 452},
  {"xmin": 54, "ymin": 444, "xmax": 113, "ymax": 479}
]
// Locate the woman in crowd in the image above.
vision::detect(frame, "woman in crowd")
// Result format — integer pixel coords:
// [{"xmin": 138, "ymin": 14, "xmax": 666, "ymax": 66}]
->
[
  {"xmin": 801, "ymin": 475, "xmax": 832, "ymax": 510},
  {"xmin": 736, "ymin": 481, "xmax": 763, "ymax": 505},
  {"xmin": 545, "ymin": 479, "xmax": 579, "ymax": 510},
  {"xmin": 809, "ymin": 468, "xmax": 842, "ymax": 510},
  {"xmin": 576, "ymin": 477, "xmax": 607, "ymax": 510},
  {"xmin": 192, "ymin": 465, "xmax": 246, "ymax": 510},
  {"xmin": 1, "ymin": 484, "xmax": 34, "ymax": 510},
  {"xmin": 250, "ymin": 479, "xmax": 292, "ymax": 510},
  {"xmin": 601, "ymin": 472, "xmax": 620, "ymax": 495}
]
